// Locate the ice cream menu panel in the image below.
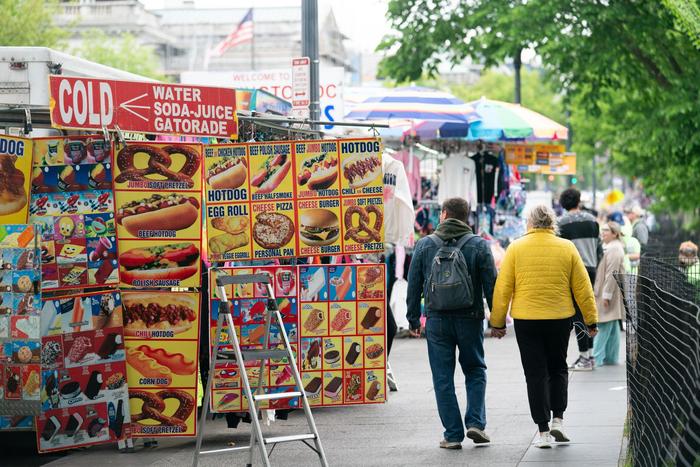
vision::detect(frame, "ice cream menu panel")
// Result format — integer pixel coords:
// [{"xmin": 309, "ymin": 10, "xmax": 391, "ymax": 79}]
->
[
  {"xmin": 0, "ymin": 224, "xmax": 41, "ymax": 417},
  {"xmin": 122, "ymin": 291, "xmax": 200, "ymax": 437},
  {"xmin": 29, "ymin": 136, "xmax": 119, "ymax": 291},
  {"xmin": 209, "ymin": 264, "xmax": 386, "ymax": 411},
  {"xmin": 37, "ymin": 290, "xmax": 131, "ymax": 453},
  {"xmin": 204, "ymin": 138, "xmax": 384, "ymax": 263},
  {"xmin": 113, "ymin": 142, "xmax": 203, "ymax": 289}
]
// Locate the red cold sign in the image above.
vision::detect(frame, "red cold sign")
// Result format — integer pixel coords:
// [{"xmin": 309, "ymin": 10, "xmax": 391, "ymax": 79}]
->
[{"xmin": 48, "ymin": 75, "xmax": 238, "ymax": 139}]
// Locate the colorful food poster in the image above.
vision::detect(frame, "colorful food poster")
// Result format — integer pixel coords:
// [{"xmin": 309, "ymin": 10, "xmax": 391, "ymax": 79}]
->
[
  {"xmin": 113, "ymin": 143, "xmax": 203, "ymax": 289},
  {"xmin": 204, "ymin": 144, "xmax": 251, "ymax": 262},
  {"xmin": 294, "ymin": 140, "xmax": 340, "ymax": 199},
  {"xmin": 338, "ymin": 139, "xmax": 383, "ymax": 197},
  {"xmin": 0, "ymin": 225, "xmax": 41, "ymax": 417},
  {"xmin": 0, "ymin": 415, "xmax": 34, "ymax": 430},
  {"xmin": 122, "ymin": 291, "xmax": 200, "ymax": 437},
  {"xmin": 208, "ymin": 266, "xmax": 301, "ymax": 412},
  {"xmin": 203, "ymin": 138, "xmax": 384, "ymax": 263},
  {"xmin": 0, "ymin": 135, "xmax": 33, "ymax": 225},
  {"xmin": 37, "ymin": 290, "xmax": 131, "ymax": 453},
  {"xmin": 208, "ymin": 264, "xmax": 386, "ymax": 411},
  {"xmin": 30, "ymin": 135, "xmax": 118, "ymax": 291}
]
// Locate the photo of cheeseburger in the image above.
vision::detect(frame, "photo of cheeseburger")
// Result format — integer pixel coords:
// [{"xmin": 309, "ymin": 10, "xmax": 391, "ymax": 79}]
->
[{"xmin": 299, "ymin": 209, "xmax": 340, "ymax": 247}]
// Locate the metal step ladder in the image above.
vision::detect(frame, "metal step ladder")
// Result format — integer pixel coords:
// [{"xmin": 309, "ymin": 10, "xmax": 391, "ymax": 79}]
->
[{"xmin": 192, "ymin": 271, "xmax": 328, "ymax": 467}]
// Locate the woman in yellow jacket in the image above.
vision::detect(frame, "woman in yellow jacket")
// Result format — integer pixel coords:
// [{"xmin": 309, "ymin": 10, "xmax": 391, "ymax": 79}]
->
[{"xmin": 490, "ymin": 205, "xmax": 598, "ymax": 449}]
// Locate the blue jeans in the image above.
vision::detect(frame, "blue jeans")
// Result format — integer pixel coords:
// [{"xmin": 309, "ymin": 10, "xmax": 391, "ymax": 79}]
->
[{"xmin": 426, "ymin": 315, "xmax": 487, "ymax": 442}]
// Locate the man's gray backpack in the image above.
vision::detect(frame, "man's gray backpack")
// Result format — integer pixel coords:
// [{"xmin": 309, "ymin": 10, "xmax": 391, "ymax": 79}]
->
[{"xmin": 425, "ymin": 234, "xmax": 478, "ymax": 311}]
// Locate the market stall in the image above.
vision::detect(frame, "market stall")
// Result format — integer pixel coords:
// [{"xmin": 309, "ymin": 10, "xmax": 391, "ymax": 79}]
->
[{"xmin": 0, "ymin": 48, "xmax": 397, "ymax": 461}]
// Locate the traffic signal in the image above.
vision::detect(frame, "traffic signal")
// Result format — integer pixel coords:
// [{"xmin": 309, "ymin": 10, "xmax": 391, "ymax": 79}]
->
[{"xmin": 570, "ymin": 176, "xmax": 578, "ymax": 185}]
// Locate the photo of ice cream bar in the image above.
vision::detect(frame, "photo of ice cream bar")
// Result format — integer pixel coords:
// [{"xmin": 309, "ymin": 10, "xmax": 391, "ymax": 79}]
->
[
  {"xmin": 345, "ymin": 342, "xmax": 361, "ymax": 365},
  {"xmin": 304, "ymin": 376, "xmax": 322, "ymax": 398},
  {"xmin": 366, "ymin": 380, "xmax": 381, "ymax": 401},
  {"xmin": 360, "ymin": 306, "xmax": 382, "ymax": 330},
  {"xmin": 324, "ymin": 376, "xmax": 342, "ymax": 399}
]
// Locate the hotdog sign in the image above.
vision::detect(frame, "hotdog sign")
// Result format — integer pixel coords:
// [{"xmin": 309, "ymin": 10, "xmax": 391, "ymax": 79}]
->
[
  {"xmin": 204, "ymin": 138, "xmax": 384, "ymax": 262},
  {"xmin": 48, "ymin": 76, "xmax": 238, "ymax": 139}
]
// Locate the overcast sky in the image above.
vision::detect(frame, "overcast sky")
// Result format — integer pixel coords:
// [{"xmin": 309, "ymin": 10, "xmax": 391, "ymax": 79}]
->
[{"xmin": 141, "ymin": 0, "xmax": 391, "ymax": 53}]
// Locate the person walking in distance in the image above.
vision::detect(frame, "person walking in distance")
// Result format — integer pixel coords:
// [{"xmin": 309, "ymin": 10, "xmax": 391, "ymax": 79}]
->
[
  {"xmin": 557, "ymin": 188, "xmax": 601, "ymax": 370},
  {"xmin": 624, "ymin": 204, "xmax": 649, "ymax": 254},
  {"xmin": 592, "ymin": 221, "xmax": 626, "ymax": 366},
  {"xmin": 490, "ymin": 205, "xmax": 598, "ymax": 449},
  {"xmin": 406, "ymin": 197, "xmax": 497, "ymax": 449}
]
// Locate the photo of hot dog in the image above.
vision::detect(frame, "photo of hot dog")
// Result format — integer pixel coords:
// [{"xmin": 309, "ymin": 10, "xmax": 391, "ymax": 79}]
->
[
  {"xmin": 118, "ymin": 243, "xmax": 199, "ymax": 286},
  {"xmin": 123, "ymin": 292, "xmax": 197, "ymax": 337},
  {"xmin": 207, "ymin": 156, "xmax": 247, "ymax": 189},
  {"xmin": 297, "ymin": 152, "xmax": 338, "ymax": 190},
  {"xmin": 250, "ymin": 153, "xmax": 292, "ymax": 194},
  {"xmin": 116, "ymin": 193, "xmax": 199, "ymax": 237},
  {"xmin": 342, "ymin": 153, "xmax": 382, "ymax": 189}
]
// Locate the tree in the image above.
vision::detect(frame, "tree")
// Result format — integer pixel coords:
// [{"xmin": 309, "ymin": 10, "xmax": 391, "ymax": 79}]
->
[
  {"xmin": 379, "ymin": 0, "xmax": 700, "ymax": 212},
  {"xmin": 0, "ymin": 0, "xmax": 67, "ymax": 47},
  {"xmin": 72, "ymin": 30, "xmax": 167, "ymax": 81}
]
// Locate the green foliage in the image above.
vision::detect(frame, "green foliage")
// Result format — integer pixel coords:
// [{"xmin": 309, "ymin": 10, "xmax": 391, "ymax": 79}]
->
[
  {"xmin": 72, "ymin": 30, "xmax": 167, "ymax": 81},
  {"xmin": 379, "ymin": 0, "xmax": 700, "ymax": 212},
  {"xmin": 0, "ymin": 0, "xmax": 68, "ymax": 47},
  {"xmin": 662, "ymin": 0, "xmax": 700, "ymax": 49}
]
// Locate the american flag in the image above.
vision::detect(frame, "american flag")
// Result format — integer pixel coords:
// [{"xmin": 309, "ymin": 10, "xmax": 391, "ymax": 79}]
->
[{"xmin": 211, "ymin": 8, "xmax": 254, "ymax": 57}]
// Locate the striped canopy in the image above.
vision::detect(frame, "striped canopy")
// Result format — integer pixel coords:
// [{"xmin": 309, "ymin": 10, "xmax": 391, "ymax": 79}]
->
[
  {"xmin": 345, "ymin": 86, "xmax": 479, "ymax": 124},
  {"xmin": 466, "ymin": 98, "xmax": 568, "ymax": 141}
]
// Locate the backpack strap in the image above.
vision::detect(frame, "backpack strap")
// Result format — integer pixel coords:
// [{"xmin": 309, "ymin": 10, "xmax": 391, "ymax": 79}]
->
[
  {"xmin": 455, "ymin": 233, "xmax": 479, "ymax": 250},
  {"xmin": 427, "ymin": 234, "xmax": 444, "ymax": 248}
]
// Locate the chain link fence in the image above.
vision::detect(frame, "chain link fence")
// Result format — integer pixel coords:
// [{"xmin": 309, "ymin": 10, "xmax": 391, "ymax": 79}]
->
[{"xmin": 618, "ymin": 256, "xmax": 700, "ymax": 467}]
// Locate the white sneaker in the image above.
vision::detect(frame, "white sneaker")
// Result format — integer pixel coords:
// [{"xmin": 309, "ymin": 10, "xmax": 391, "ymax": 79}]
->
[
  {"xmin": 534, "ymin": 432, "xmax": 552, "ymax": 449},
  {"xmin": 550, "ymin": 418, "xmax": 570, "ymax": 442},
  {"xmin": 466, "ymin": 427, "xmax": 491, "ymax": 444},
  {"xmin": 570, "ymin": 357, "xmax": 594, "ymax": 371}
]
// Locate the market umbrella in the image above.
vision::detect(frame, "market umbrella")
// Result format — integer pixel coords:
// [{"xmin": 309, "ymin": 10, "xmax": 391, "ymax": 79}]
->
[
  {"xmin": 404, "ymin": 120, "xmax": 470, "ymax": 139},
  {"xmin": 466, "ymin": 98, "xmax": 568, "ymax": 141},
  {"xmin": 345, "ymin": 86, "xmax": 479, "ymax": 124}
]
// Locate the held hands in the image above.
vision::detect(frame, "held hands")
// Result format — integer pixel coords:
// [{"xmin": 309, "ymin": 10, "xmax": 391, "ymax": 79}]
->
[
  {"xmin": 490, "ymin": 328, "xmax": 506, "ymax": 339},
  {"xmin": 409, "ymin": 327, "xmax": 422, "ymax": 338},
  {"xmin": 588, "ymin": 326, "xmax": 598, "ymax": 337}
]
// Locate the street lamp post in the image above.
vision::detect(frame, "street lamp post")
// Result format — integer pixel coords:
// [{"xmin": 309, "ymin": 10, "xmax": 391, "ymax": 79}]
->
[{"xmin": 302, "ymin": 0, "xmax": 321, "ymax": 129}]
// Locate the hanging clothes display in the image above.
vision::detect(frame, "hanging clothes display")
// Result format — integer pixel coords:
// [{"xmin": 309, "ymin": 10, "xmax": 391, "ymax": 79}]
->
[
  {"xmin": 393, "ymin": 149, "xmax": 422, "ymax": 201},
  {"xmin": 437, "ymin": 152, "xmax": 477, "ymax": 208},
  {"xmin": 472, "ymin": 150, "xmax": 501, "ymax": 205},
  {"xmin": 382, "ymin": 152, "xmax": 415, "ymax": 246}
]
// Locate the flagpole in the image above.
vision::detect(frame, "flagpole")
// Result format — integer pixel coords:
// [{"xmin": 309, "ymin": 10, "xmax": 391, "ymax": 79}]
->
[{"xmin": 250, "ymin": 8, "xmax": 255, "ymax": 70}]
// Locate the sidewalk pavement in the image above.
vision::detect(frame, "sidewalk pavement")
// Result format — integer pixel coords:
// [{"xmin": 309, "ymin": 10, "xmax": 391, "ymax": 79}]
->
[{"xmin": 37, "ymin": 332, "xmax": 626, "ymax": 467}]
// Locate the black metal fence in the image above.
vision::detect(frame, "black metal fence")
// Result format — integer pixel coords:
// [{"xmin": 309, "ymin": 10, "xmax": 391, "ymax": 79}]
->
[{"xmin": 619, "ymin": 256, "xmax": 700, "ymax": 467}]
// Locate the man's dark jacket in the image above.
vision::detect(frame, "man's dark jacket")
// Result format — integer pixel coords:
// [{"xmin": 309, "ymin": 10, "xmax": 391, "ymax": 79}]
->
[{"xmin": 406, "ymin": 218, "xmax": 497, "ymax": 330}]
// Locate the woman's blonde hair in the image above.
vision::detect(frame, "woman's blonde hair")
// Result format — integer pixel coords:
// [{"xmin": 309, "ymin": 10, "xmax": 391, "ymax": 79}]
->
[{"xmin": 527, "ymin": 205, "xmax": 558, "ymax": 232}]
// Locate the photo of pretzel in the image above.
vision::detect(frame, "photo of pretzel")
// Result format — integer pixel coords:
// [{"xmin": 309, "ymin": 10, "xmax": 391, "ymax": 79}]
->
[
  {"xmin": 115, "ymin": 144, "xmax": 201, "ymax": 188},
  {"xmin": 130, "ymin": 389, "xmax": 195, "ymax": 432},
  {"xmin": 344, "ymin": 205, "xmax": 383, "ymax": 244},
  {"xmin": 135, "ymin": 344, "xmax": 196, "ymax": 376}
]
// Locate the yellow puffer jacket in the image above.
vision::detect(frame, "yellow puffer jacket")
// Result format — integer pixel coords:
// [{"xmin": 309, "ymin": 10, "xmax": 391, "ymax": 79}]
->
[{"xmin": 491, "ymin": 229, "xmax": 598, "ymax": 327}]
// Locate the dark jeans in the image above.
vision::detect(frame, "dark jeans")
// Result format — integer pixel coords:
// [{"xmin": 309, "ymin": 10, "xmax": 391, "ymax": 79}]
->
[
  {"xmin": 514, "ymin": 318, "xmax": 572, "ymax": 432},
  {"xmin": 426, "ymin": 316, "xmax": 487, "ymax": 442},
  {"xmin": 573, "ymin": 267, "xmax": 596, "ymax": 352}
]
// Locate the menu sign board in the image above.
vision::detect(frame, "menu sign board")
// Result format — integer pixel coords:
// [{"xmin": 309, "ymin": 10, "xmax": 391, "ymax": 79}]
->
[
  {"xmin": 37, "ymin": 290, "xmax": 131, "ymax": 452},
  {"xmin": 505, "ymin": 143, "xmax": 576, "ymax": 175},
  {"xmin": 29, "ymin": 136, "xmax": 118, "ymax": 291},
  {"xmin": 113, "ymin": 143, "xmax": 203, "ymax": 288},
  {"xmin": 0, "ymin": 225, "xmax": 41, "ymax": 417},
  {"xmin": 0, "ymin": 135, "xmax": 33, "ymax": 225},
  {"xmin": 204, "ymin": 138, "xmax": 384, "ymax": 263},
  {"xmin": 122, "ymin": 291, "xmax": 200, "ymax": 437},
  {"xmin": 208, "ymin": 264, "xmax": 386, "ymax": 411}
]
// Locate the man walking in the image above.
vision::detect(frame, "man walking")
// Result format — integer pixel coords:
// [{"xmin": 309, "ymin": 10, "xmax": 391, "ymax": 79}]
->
[
  {"xmin": 407, "ymin": 197, "xmax": 497, "ymax": 449},
  {"xmin": 558, "ymin": 188, "xmax": 601, "ymax": 371},
  {"xmin": 624, "ymin": 204, "xmax": 649, "ymax": 254}
]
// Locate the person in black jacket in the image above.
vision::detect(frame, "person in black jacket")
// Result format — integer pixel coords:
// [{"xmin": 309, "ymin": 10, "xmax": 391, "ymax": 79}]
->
[{"xmin": 407, "ymin": 197, "xmax": 497, "ymax": 449}]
